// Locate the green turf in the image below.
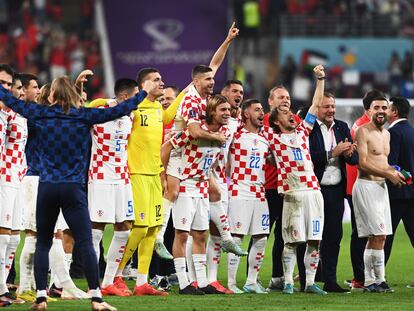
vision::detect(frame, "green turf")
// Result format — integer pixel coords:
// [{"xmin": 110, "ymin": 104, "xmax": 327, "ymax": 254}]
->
[{"xmin": 10, "ymin": 223, "xmax": 414, "ymax": 310}]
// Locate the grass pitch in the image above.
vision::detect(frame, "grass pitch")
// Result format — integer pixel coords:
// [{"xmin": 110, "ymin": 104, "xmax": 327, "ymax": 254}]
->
[{"xmin": 10, "ymin": 223, "xmax": 414, "ymax": 310}]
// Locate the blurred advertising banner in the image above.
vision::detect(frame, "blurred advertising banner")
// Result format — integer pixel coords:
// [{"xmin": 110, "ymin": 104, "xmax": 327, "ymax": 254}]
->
[
  {"xmin": 280, "ymin": 38, "xmax": 413, "ymax": 72},
  {"xmin": 103, "ymin": 0, "xmax": 228, "ymax": 90}
]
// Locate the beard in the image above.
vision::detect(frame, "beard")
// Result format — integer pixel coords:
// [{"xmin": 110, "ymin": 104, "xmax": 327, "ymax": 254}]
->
[{"xmin": 373, "ymin": 114, "xmax": 387, "ymax": 127}]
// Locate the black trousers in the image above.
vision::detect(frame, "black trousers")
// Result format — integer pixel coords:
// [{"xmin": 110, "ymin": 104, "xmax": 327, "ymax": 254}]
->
[
  {"xmin": 347, "ymin": 195, "xmax": 367, "ymax": 282},
  {"xmin": 35, "ymin": 183, "xmax": 100, "ymax": 291},
  {"xmin": 384, "ymin": 198, "xmax": 414, "ymax": 265},
  {"xmin": 319, "ymin": 185, "xmax": 345, "ymax": 285}
]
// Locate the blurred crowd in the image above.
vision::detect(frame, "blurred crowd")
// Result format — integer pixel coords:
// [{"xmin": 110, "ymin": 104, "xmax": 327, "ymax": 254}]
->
[{"xmin": 0, "ymin": 0, "xmax": 104, "ymax": 100}]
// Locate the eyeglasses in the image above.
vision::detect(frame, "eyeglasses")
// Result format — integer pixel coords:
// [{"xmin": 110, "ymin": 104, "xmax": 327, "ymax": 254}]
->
[{"xmin": 0, "ymin": 80, "xmax": 12, "ymax": 87}]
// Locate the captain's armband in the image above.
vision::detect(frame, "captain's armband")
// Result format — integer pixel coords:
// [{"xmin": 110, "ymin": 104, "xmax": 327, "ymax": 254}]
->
[{"xmin": 304, "ymin": 113, "xmax": 317, "ymax": 125}]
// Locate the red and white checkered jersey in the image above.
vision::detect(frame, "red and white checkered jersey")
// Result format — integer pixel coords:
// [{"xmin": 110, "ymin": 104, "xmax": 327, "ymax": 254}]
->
[
  {"xmin": 0, "ymin": 109, "xmax": 7, "ymax": 158},
  {"xmin": 170, "ymin": 122, "xmax": 225, "ymax": 198},
  {"xmin": 263, "ymin": 118, "xmax": 320, "ymax": 194},
  {"xmin": 88, "ymin": 102, "xmax": 133, "ymax": 184},
  {"xmin": 228, "ymin": 128, "xmax": 270, "ymax": 201},
  {"xmin": 180, "ymin": 85, "xmax": 207, "ymax": 126},
  {"xmin": 0, "ymin": 110, "xmax": 28, "ymax": 186},
  {"xmin": 212, "ymin": 117, "xmax": 239, "ymax": 186}
]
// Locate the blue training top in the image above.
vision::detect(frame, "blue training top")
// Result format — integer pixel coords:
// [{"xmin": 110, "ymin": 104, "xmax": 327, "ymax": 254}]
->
[{"xmin": 0, "ymin": 86, "xmax": 147, "ymax": 183}]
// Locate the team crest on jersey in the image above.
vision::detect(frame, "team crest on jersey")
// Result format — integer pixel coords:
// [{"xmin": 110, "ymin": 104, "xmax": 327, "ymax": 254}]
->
[
  {"xmin": 188, "ymin": 109, "xmax": 197, "ymax": 118},
  {"xmin": 140, "ymin": 212, "xmax": 145, "ymax": 220},
  {"xmin": 97, "ymin": 210, "xmax": 104, "ymax": 217}
]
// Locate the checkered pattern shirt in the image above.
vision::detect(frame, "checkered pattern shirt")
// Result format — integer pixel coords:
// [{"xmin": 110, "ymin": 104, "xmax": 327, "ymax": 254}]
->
[
  {"xmin": 212, "ymin": 117, "xmax": 239, "ymax": 185},
  {"xmin": 180, "ymin": 85, "xmax": 207, "ymax": 126},
  {"xmin": 229, "ymin": 128, "xmax": 270, "ymax": 201},
  {"xmin": 0, "ymin": 86, "xmax": 147, "ymax": 183},
  {"xmin": 89, "ymin": 102, "xmax": 133, "ymax": 184},
  {"xmin": 263, "ymin": 118, "xmax": 320, "ymax": 194},
  {"xmin": 0, "ymin": 109, "xmax": 27, "ymax": 186},
  {"xmin": 0, "ymin": 109, "xmax": 7, "ymax": 159},
  {"xmin": 171, "ymin": 123, "xmax": 224, "ymax": 198}
]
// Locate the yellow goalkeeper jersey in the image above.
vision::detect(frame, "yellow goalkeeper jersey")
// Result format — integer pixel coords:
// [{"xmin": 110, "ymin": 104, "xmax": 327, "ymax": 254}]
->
[{"xmin": 128, "ymin": 92, "xmax": 184, "ymax": 175}]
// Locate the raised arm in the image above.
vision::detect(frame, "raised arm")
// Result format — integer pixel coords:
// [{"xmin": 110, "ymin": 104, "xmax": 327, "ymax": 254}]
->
[
  {"xmin": 209, "ymin": 22, "xmax": 239, "ymax": 76},
  {"xmin": 83, "ymin": 90, "xmax": 147, "ymax": 125},
  {"xmin": 308, "ymin": 65, "xmax": 325, "ymax": 116}
]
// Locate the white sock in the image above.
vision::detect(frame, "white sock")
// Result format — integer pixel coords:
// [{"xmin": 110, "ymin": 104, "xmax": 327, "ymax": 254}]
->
[
  {"xmin": 156, "ymin": 198, "xmax": 173, "ymax": 242},
  {"xmin": 282, "ymin": 244, "xmax": 297, "ymax": 285},
  {"xmin": 371, "ymin": 249, "xmax": 385, "ymax": 284},
  {"xmin": 5, "ymin": 234, "xmax": 20, "ymax": 278},
  {"xmin": 89, "ymin": 288, "xmax": 102, "ymax": 299},
  {"xmin": 136, "ymin": 273, "xmax": 147, "ymax": 286},
  {"xmin": 192, "ymin": 253, "xmax": 208, "ymax": 288},
  {"xmin": 210, "ymin": 201, "xmax": 232, "ymax": 241},
  {"xmin": 49, "ymin": 238, "xmax": 76, "ymax": 289},
  {"xmin": 304, "ymin": 243, "xmax": 320, "ymax": 286},
  {"xmin": 227, "ymin": 236, "xmax": 242, "ymax": 288},
  {"xmin": 186, "ymin": 236, "xmax": 196, "ymax": 283},
  {"xmin": 64, "ymin": 253, "xmax": 73, "ymax": 272},
  {"xmin": 207, "ymin": 235, "xmax": 222, "ymax": 283},
  {"xmin": 246, "ymin": 237, "xmax": 267, "ymax": 286},
  {"xmin": 174, "ymin": 257, "xmax": 189, "ymax": 290},
  {"xmin": 102, "ymin": 230, "xmax": 129, "ymax": 287},
  {"xmin": 0, "ymin": 234, "xmax": 10, "ymax": 294},
  {"xmin": 36, "ymin": 289, "xmax": 47, "ymax": 299},
  {"xmin": 17, "ymin": 236, "xmax": 36, "ymax": 294},
  {"xmin": 363, "ymin": 248, "xmax": 375, "ymax": 286},
  {"xmin": 92, "ymin": 229, "xmax": 103, "ymax": 261}
]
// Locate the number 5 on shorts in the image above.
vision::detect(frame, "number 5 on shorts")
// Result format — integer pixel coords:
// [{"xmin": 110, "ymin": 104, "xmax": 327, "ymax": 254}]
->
[{"xmin": 126, "ymin": 200, "xmax": 133, "ymax": 217}]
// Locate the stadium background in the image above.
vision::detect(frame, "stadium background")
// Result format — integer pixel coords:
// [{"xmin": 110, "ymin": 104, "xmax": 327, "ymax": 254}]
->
[{"xmin": 1, "ymin": 0, "xmax": 414, "ymax": 310}]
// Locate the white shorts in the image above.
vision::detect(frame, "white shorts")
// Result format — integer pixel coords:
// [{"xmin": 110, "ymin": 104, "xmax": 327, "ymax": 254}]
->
[
  {"xmin": 0, "ymin": 184, "xmax": 19, "ymax": 229},
  {"xmin": 88, "ymin": 183, "xmax": 135, "ymax": 224},
  {"xmin": 173, "ymin": 195, "xmax": 209, "ymax": 232},
  {"xmin": 352, "ymin": 179, "xmax": 392, "ymax": 238},
  {"xmin": 166, "ymin": 148, "xmax": 182, "ymax": 179},
  {"xmin": 21, "ymin": 176, "xmax": 39, "ymax": 232},
  {"xmin": 228, "ymin": 198, "xmax": 270, "ymax": 236},
  {"xmin": 282, "ymin": 190, "xmax": 324, "ymax": 243}
]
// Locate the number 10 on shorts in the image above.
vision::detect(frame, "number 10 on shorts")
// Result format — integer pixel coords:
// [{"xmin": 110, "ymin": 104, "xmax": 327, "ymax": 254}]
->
[{"xmin": 312, "ymin": 219, "xmax": 320, "ymax": 235}]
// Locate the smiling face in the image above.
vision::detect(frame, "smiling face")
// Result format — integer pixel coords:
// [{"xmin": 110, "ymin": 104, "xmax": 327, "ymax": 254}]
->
[
  {"xmin": 318, "ymin": 95, "xmax": 336, "ymax": 127},
  {"xmin": 194, "ymin": 71, "xmax": 215, "ymax": 98},
  {"xmin": 145, "ymin": 72, "xmax": 164, "ymax": 99},
  {"xmin": 370, "ymin": 99, "xmax": 389, "ymax": 127},
  {"xmin": 269, "ymin": 87, "xmax": 291, "ymax": 110},
  {"xmin": 211, "ymin": 102, "xmax": 231, "ymax": 126},
  {"xmin": 159, "ymin": 87, "xmax": 177, "ymax": 110}
]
